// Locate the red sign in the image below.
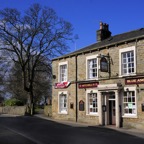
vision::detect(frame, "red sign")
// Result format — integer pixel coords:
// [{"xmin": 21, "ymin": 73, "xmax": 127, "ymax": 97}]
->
[
  {"xmin": 54, "ymin": 81, "xmax": 70, "ymax": 89},
  {"xmin": 125, "ymin": 77, "xmax": 144, "ymax": 85},
  {"xmin": 79, "ymin": 82, "xmax": 99, "ymax": 89}
]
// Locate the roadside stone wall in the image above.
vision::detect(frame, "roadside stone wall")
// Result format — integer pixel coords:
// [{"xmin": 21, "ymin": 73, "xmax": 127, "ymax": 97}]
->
[
  {"xmin": 0, "ymin": 107, "xmax": 2, "ymax": 113},
  {"xmin": 0, "ymin": 106, "xmax": 26, "ymax": 115},
  {"xmin": 44, "ymin": 105, "xmax": 52, "ymax": 117}
]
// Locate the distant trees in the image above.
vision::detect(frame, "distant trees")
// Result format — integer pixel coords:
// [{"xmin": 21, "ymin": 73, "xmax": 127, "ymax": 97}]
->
[
  {"xmin": 0, "ymin": 54, "xmax": 11, "ymax": 102},
  {"xmin": 0, "ymin": 3, "xmax": 73, "ymax": 114},
  {"xmin": 4, "ymin": 63, "xmax": 29, "ymax": 104},
  {"xmin": 5, "ymin": 62, "xmax": 51, "ymax": 105}
]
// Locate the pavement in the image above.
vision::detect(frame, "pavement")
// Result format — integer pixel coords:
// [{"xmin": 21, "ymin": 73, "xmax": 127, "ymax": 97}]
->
[
  {"xmin": 1, "ymin": 113, "xmax": 144, "ymax": 139},
  {"xmin": 34, "ymin": 114, "xmax": 144, "ymax": 139}
]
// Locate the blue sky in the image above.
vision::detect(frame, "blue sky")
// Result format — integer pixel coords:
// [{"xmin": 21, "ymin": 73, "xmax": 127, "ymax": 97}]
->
[{"xmin": 0, "ymin": 0, "xmax": 144, "ymax": 52}]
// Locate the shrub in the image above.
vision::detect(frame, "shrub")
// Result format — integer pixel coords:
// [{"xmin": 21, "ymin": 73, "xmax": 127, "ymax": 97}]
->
[{"xmin": 4, "ymin": 98, "xmax": 24, "ymax": 106}]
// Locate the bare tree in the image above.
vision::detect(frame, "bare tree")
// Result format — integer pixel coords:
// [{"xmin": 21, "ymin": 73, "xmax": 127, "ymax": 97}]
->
[{"xmin": 0, "ymin": 3, "xmax": 73, "ymax": 114}]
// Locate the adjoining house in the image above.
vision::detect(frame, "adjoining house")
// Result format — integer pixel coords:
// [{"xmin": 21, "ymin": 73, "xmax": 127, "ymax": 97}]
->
[{"xmin": 52, "ymin": 22, "xmax": 144, "ymax": 129}]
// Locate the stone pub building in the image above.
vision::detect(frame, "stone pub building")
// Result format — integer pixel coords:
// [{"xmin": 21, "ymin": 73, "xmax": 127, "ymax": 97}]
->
[{"xmin": 52, "ymin": 22, "xmax": 144, "ymax": 129}]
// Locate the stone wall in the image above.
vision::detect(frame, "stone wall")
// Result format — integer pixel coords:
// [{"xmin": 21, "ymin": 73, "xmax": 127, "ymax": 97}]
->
[
  {"xmin": 0, "ymin": 107, "xmax": 2, "ymax": 113},
  {"xmin": 0, "ymin": 106, "xmax": 26, "ymax": 115},
  {"xmin": 52, "ymin": 39, "xmax": 144, "ymax": 129},
  {"xmin": 44, "ymin": 105, "xmax": 52, "ymax": 117},
  {"xmin": 52, "ymin": 56, "xmax": 76, "ymax": 122}
]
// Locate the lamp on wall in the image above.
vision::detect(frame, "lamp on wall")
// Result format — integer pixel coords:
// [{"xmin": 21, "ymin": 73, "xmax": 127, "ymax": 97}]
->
[
  {"xmin": 53, "ymin": 75, "xmax": 56, "ymax": 79},
  {"xmin": 90, "ymin": 90, "xmax": 93, "ymax": 94},
  {"xmin": 60, "ymin": 92, "xmax": 63, "ymax": 96},
  {"xmin": 116, "ymin": 73, "xmax": 119, "ymax": 76},
  {"xmin": 137, "ymin": 84, "xmax": 140, "ymax": 93},
  {"xmin": 97, "ymin": 53, "xmax": 110, "ymax": 58}
]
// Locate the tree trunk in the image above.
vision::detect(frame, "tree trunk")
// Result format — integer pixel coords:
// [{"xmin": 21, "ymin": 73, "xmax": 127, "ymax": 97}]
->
[
  {"xmin": 29, "ymin": 90, "xmax": 34, "ymax": 115},
  {"xmin": 30, "ymin": 102, "xmax": 34, "ymax": 115}
]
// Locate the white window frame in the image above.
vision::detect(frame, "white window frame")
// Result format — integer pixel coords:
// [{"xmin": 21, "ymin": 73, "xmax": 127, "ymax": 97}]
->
[
  {"xmin": 122, "ymin": 87, "xmax": 137, "ymax": 118},
  {"xmin": 86, "ymin": 89, "xmax": 98, "ymax": 116},
  {"xmin": 119, "ymin": 46, "xmax": 136, "ymax": 77},
  {"xmin": 58, "ymin": 91, "xmax": 68, "ymax": 114},
  {"xmin": 86, "ymin": 55, "xmax": 98, "ymax": 80},
  {"xmin": 58, "ymin": 61, "xmax": 68, "ymax": 82}
]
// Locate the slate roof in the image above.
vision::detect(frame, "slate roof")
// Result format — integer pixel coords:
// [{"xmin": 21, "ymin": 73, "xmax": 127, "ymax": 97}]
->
[{"xmin": 53, "ymin": 28, "xmax": 144, "ymax": 60}]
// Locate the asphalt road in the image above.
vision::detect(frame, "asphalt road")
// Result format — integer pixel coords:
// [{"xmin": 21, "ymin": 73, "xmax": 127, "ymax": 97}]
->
[{"xmin": 0, "ymin": 115, "xmax": 144, "ymax": 144}]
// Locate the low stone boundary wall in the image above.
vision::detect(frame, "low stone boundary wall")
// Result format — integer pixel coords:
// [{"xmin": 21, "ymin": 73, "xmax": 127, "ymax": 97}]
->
[
  {"xmin": 123, "ymin": 118, "xmax": 144, "ymax": 130},
  {"xmin": 44, "ymin": 105, "xmax": 52, "ymax": 117},
  {"xmin": 0, "ymin": 106, "xmax": 26, "ymax": 115}
]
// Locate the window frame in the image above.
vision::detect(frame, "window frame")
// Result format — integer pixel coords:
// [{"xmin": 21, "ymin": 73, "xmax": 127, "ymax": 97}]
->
[
  {"xmin": 122, "ymin": 87, "xmax": 137, "ymax": 118},
  {"xmin": 58, "ymin": 61, "xmax": 68, "ymax": 82},
  {"xmin": 86, "ymin": 89, "xmax": 98, "ymax": 116},
  {"xmin": 119, "ymin": 46, "xmax": 136, "ymax": 77},
  {"xmin": 58, "ymin": 91, "xmax": 68, "ymax": 114},
  {"xmin": 86, "ymin": 55, "xmax": 98, "ymax": 80}
]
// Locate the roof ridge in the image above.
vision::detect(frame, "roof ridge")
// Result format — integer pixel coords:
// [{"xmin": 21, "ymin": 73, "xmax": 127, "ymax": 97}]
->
[
  {"xmin": 52, "ymin": 27, "xmax": 144, "ymax": 61},
  {"xmin": 112, "ymin": 27, "xmax": 144, "ymax": 38}
]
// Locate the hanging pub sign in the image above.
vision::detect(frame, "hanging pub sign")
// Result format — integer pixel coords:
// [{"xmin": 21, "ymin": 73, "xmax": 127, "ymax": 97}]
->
[
  {"xmin": 100, "ymin": 57, "xmax": 109, "ymax": 72},
  {"xmin": 125, "ymin": 77, "xmax": 144, "ymax": 85},
  {"xmin": 78, "ymin": 82, "xmax": 99, "ymax": 89},
  {"xmin": 54, "ymin": 81, "xmax": 70, "ymax": 89}
]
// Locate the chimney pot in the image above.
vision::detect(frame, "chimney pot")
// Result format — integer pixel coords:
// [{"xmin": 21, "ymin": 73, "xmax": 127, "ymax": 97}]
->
[
  {"xmin": 96, "ymin": 22, "xmax": 111, "ymax": 42},
  {"xmin": 100, "ymin": 22, "xmax": 103, "ymax": 30}
]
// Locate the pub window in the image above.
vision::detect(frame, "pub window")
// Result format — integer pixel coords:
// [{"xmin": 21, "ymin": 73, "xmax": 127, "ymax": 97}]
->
[
  {"xmin": 121, "ymin": 51, "xmax": 134, "ymax": 75},
  {"xmin": 87, "ymin": 93, "xmax": 98, "ymax": 115},
  {"xmin": 59, "ymin": 92, "xmax": 68, "ymax": 114},
  {"xmin": 123, "ymin": 87, "xmax": 137, "ymax": 117},
  {"xmin": 59, "ymin": 61, "xmax": 68, "ymax": 82},
  {"xmin": 119, "ymin": 46, "xmax": 136, "ymax": 77},
  {"xmin": 86, "ymin": 55, "xmax": 98, "ymax": 80}
]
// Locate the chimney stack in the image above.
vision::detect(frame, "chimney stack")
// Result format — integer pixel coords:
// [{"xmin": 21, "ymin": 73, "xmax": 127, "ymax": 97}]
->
[{"xmin": 97, "ymin": 22, "xmax": 111, "ymax": 42}]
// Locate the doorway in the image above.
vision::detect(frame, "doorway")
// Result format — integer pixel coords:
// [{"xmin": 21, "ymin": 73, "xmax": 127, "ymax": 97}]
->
[
  {"xmin": 102, "ymin": 91, "xmax": 116, "ymax": 126},
  {"xmin": 99, "ymin": 85, "xmax": 121, "ymax": 127},
  {"xmin": 109, "ymin": 100, "xmax": 116, "ymax": 125}
]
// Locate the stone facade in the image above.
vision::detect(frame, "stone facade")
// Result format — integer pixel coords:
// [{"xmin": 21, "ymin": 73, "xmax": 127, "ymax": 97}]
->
[
  {"xmin": 52, "ymin": 23, "xmax": 144, "ymax": 129},
  {"xmin": 44, "ymin": 105, "xmax": 52, "ymax": 117}
]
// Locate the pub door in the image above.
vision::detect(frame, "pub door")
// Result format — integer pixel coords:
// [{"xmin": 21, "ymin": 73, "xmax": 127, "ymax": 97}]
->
[{"xmin": 109, "ymin": 100, "xmax": 116, "ymax": 125}]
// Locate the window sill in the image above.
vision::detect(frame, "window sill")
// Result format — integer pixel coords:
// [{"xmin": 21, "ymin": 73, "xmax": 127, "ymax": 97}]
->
[
  {"xmin": 58, "ymin": 112, "xmax": 68, "ymax": 115},
  {"xmin": 119, "ymin": 73, "xmax": 136, "ymax": 78},
  {"xmin": 86, "ymin": 78, "xmax": 99, "ymax": 81},
  {"xmin": 86, "ymin": 113, "xmax": 99, "ymax": 116},
  {"xmin": 122, "ymin": 115, "xmax": 137, "ymax": 118}
]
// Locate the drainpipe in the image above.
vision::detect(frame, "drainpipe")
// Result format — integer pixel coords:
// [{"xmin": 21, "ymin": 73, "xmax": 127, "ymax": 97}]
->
[
  {"xmin": 135, "ymin": 39, "xmax": 137, "ymax": 74},
  {"xmin": 75, "ymin": 55, "xmax": 78, "ymax": 122},
  {"xmin": 108, "ymin": 53, "xmax": 111, "ymax": 79}
]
